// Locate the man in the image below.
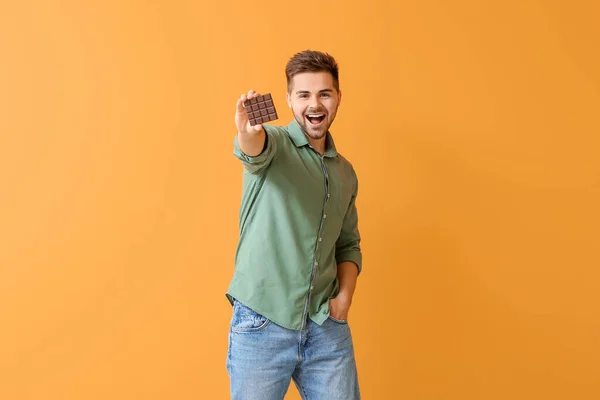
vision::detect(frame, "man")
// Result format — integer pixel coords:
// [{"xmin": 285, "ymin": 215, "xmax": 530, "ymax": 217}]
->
[{"xmin": 226, "ymin": 50, "xmax": 363, "ymax": 400}]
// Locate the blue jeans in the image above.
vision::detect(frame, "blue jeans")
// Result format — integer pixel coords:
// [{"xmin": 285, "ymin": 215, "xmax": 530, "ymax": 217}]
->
[{"xmin": 226, "ymin": 299, "xmax": 360, "ymax": 400}]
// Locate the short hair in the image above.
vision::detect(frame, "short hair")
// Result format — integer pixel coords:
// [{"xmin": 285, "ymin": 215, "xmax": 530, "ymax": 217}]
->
[{"xmin": 285, "ymin": 50, "xmax": 340, "ymax": 93}]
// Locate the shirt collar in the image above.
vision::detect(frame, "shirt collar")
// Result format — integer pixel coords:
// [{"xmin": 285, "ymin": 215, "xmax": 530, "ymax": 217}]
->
[{"xmin": 287, "ymin": 119, "xmax": 338, "ymax": 158}]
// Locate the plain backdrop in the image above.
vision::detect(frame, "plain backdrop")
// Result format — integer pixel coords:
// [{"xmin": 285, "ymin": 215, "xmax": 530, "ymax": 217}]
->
[{"xmin": 1, "ymin": 1, "xmax": 599, "ymax": 399}]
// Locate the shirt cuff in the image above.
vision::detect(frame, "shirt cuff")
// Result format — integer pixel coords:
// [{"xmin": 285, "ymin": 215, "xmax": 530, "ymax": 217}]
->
[{"xmin": 336, "ymin": 250, "xmax": 362, "ymax": 275}]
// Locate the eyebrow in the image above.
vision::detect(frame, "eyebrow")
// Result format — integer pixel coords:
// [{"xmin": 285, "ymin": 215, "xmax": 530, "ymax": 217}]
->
[{"xmin": 296, "ymin": 89, "xmax": 334, "ymax": 95}]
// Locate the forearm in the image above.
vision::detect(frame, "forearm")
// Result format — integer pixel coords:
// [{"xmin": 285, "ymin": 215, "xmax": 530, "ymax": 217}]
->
[
  {"xmin": 337, "ymin": 261, "xmax": 358, "ymax": 299},
  {"xmin": 328, "ymin": 261, "xmax": 359, "ymax": 320},
  {"xmin": 237, "ymin": 130, "xmax": 266, "ymax": 157}
]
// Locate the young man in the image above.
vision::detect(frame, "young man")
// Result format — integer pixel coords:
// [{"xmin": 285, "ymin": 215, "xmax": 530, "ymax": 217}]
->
[{"xmin": 226, "ymin": 50, "xmax": 362, "ymax": 400}]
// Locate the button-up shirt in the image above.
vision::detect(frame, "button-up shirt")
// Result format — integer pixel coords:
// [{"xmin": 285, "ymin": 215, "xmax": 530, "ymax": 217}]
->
[{"xmin": 226, "ymin": 119, "xmax": 362, "ymax": 331}]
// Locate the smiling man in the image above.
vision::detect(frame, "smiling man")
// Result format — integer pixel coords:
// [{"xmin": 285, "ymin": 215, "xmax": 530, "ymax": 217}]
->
[{"xmin": 226, "ymin": 50, "xmax": 363, "ymax": 400}]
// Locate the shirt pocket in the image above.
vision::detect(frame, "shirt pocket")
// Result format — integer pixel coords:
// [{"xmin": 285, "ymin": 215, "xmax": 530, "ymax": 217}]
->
[{"xmin": 329, "ymin": 173, "xmax": 354, "ymax": 220}]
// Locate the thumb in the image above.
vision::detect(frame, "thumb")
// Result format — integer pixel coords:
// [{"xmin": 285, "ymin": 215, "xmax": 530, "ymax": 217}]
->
[{"xmin": 236, "ymin": 97, "xmax": 245, "ymax": 114}]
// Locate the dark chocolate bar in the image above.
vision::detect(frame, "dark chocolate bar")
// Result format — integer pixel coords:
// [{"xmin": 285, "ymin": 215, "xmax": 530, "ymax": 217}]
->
[{"xmin": 244, "ymin": 93, "xmax": 278, "ymax": 126}]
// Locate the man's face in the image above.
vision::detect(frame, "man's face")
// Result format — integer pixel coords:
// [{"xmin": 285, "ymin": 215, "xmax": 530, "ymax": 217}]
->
[{"xmin": 286, "ymin": 71, "xmax": 341, "ymax": 141}]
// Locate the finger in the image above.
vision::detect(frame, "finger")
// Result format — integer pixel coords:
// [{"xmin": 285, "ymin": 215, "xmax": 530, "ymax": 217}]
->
[
  {"xmin": 248, "ymin": 90, "xmax": 262, "ymax": 100},
  {"xmin": 236, "ymin": 97, "xmax": 245, "ymax": 113},
  {"xmin": 252, "ymin": 123, "xmax": 263, "ymax": 132}
]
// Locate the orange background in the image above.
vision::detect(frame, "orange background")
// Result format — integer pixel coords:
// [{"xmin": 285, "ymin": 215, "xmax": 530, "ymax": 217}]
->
[{"xmin": 1, "ymin": 1, "xmax": 599, "ymax": 399}]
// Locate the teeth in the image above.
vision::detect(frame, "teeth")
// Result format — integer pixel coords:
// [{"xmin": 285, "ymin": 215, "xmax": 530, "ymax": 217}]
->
[{"xmin": 307, "ymin": 114, "xmax": 324, "ymax": 118}]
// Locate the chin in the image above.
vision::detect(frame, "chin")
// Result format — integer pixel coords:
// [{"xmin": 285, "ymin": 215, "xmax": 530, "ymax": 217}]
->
[{"xmin": 306, "ymin": 129, "xmax": 327, "ymax": 140}]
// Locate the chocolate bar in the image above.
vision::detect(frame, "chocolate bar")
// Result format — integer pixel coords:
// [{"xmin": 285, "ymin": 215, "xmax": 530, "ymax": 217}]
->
[{"xmin": 244, "ymin": 93, "xmax": 278, "ymax": 126}]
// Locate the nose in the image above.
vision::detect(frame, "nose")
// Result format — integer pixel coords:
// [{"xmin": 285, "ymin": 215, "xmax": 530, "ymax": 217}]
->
[{"xmin": 309, "ymin": 94, "xmax": 322, "ymax": 109}]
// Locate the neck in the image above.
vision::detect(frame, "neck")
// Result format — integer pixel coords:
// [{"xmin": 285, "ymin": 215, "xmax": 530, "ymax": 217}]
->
[{"xmin": 307, "ymin": 135, "xmax": 326, "ymax": 155}]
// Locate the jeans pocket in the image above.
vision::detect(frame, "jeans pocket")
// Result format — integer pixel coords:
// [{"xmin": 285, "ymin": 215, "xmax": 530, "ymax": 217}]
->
[
  {"xmin": 328, "ymin": 315, "xmax": 348, "ymax": 325},
  {"xmin": 230, "ymin": 300, "xmax": 271, "ymax": 333}
]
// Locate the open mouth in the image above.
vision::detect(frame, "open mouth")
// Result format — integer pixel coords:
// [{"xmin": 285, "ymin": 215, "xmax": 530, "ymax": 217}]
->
[{"xmin": 306, "ymin": 113, "xmax": 326, "ymax": 126}]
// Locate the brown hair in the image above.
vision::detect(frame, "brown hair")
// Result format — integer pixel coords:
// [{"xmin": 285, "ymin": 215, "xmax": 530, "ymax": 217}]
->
[{"xmin": 285, "ymin": 50, "xmax": 340, "ymax": 93}]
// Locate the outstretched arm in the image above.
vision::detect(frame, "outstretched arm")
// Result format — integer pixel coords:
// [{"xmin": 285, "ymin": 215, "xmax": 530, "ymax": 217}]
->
[
  {"xmin": 235, "ymin": 89, "xmax": 266, "ymax": 157},
  {"xmin": 233, "ymin": 90, "xmax": 279, "ymax": 174}
]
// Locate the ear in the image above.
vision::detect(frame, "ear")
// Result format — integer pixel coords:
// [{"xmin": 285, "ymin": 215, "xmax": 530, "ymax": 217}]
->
[
  {"xmin": 338, "ymin": 89, "xmax": 342, "ymax": 106},
  {"xmin": 286, "ymin": 92, "xmax": 292, "ymax": 108}
]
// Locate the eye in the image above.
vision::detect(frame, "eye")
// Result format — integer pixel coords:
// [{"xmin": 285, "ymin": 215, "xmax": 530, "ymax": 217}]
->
[
  {"xmin": 320, "ymin": 93, "xmax": 330, "ymax": 98},
  {"xmin": 298, "ymin": 93, "xmax": 308, "ymax": 99}
]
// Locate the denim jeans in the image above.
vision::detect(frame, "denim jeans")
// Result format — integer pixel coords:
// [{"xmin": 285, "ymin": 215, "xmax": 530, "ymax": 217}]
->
[{"xmin": 226, "ymin": 299, "xmax": 360, "ymax": 400}]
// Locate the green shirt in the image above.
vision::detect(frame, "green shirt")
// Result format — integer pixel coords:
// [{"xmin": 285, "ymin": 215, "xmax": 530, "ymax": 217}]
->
[{"xmin": 226, "ymin": 119, "xmax": 362, "ymax": 331}]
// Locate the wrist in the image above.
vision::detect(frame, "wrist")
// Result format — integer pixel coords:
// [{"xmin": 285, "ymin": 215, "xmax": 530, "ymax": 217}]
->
[{"xmin": 335, "ymin": 289, "xmax": 353, "ymax": 304}]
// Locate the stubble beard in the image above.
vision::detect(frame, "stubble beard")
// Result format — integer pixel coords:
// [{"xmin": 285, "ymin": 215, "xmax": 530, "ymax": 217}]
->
[{"xmin": 293, "ymin": 106, "xmax": 338, "ymax": 141}]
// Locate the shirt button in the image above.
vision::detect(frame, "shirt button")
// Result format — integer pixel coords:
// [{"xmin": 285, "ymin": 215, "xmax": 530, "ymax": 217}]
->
[
  {"xmin": 314, "ymin": 261, "xmax": 318, "ymax": 267},
  {"xmin": 319, "ymin": 237, "xmax": 322, "ymax": 242},
  {"xmin": 323, "ymin": 214, "xmax": 327, "ymax": 219},
  {"xmin": 310, "ymin": 285, "xmax": 314, "ymax": 291}
]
